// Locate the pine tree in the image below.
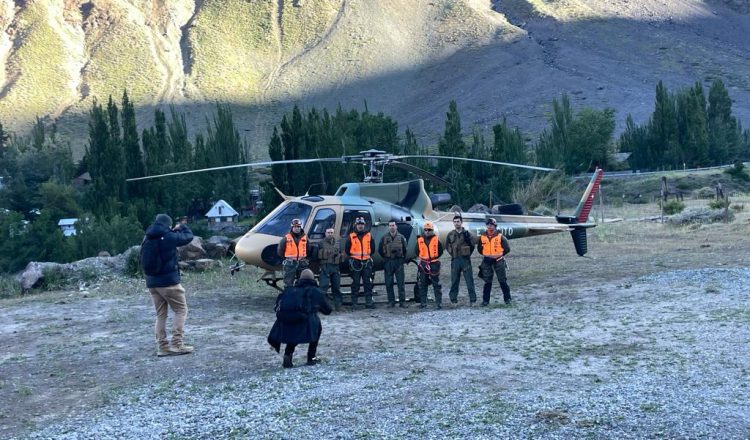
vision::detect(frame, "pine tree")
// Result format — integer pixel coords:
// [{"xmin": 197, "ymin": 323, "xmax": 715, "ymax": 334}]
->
[
  {"xmin": 650, "ymin": 81, "xmax": 678, "ymax": 168},
  {"xmin": 437, "ymin": 101, "xmax": 466, "ymax": 176},
  {"xmin": 707, "ymin": 79, "xmax": 740, "ymax": 164},
  {"xmin": 121, "ymin": 91, "xmax": 144, "ymax": 197}
]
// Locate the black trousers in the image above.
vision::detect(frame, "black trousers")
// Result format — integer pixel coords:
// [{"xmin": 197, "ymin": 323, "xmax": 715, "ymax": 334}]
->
[{"xmin": 284, "ymin": 340, "xmax": 319, "ymax": 361}]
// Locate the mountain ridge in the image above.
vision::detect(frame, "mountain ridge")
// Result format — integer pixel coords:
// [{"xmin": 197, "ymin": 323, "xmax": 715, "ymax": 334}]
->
[{"xmin": 0, "ymin": 0, "xmax": 748, "ymax": 159}]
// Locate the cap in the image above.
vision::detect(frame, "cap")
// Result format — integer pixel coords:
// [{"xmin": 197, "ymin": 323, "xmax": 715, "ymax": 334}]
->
[
  {"xmin": 355, "ymin": 217, "xmax": 366, "ymax": 225},
  {"xmin": 486, "ymin": 218, "xmax": 497, "ymax": 226},
  {"xmin": 299, "ymin": 269, "xmax": 315, "ymax": 280},
  {"xmin": 155, "ymin": 213, "xmax": 173, "ymax": 227},
  {"xmin": 423, "ymin": 221, "xmax": 435, "ymax": 230},
  {"xmin": 290, "ymin": 218, "xmax": 302, "ymax": 227}
]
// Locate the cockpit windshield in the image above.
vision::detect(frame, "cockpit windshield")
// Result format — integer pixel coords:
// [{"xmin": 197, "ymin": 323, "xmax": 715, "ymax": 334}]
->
[{"xmin": 254, "ymin": 202, "xmax": 312, "ymax": 237}]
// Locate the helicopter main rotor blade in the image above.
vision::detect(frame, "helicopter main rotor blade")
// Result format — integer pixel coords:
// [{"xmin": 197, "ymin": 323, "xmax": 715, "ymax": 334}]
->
[
  {"xmin": 393, "ymin": 155, "xmax": 558, "ymax": 172},
  {"xmin": 389, "ymin": 161, "xmax": 452, "ymax": 187},
  {"xmin": 126, "ymin": 158, "xmax": 343, "ymax": 182}
]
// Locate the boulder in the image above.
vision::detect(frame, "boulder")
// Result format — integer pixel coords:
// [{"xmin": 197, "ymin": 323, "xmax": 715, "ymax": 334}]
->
[
  {"xmin": 178, "ymin": 237, "xmax": 206, "ymax": 260},
  {"xmin": 17, "ymin": 262, "xmax": 60, "ymax": 291},
  {"xmin": 468, "ymin": 203, "xmax": 491, "ymax": 214},
  {"xmin": 204, "ymin": 235, "xmax": 231, "ymax": 259}
]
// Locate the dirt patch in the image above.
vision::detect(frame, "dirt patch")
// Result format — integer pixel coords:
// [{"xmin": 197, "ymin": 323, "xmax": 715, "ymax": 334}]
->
[{"xmin": 2, "ymin": 207, "xmax": 750, "ymax": 438}]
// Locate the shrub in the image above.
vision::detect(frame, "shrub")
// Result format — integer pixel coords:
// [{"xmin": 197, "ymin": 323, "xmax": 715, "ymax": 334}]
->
[
  {"xmin": 125, "ymin": 247, "xmax": 143, "ymax": 277},
  {"xmin": 724, "ymin": 161, "xmax": 750, "ymax": 181},
  {"xmin": 708, "ymin": 198, "xmax": 730, "ymax": 210},
  {"xmin": 694, "ymin": 187, "xmax": 716, "ymax": 199},
  {"xmin": 731, "ymin": 203, "xmax": 745, "ymax": 212},
  {"xmin": 663, "ymin": 200, "xmax": 685, "ymax": 215}
]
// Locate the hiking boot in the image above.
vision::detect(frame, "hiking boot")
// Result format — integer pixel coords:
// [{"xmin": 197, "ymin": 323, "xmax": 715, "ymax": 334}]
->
[
  {"xmin": 170, "ymin": 344, "xmax": 194, "ymax": 355},
  {"xmin": 436, "ymin": 303, "xmax": 442, "ymax": 310},
  {"xmin": 283, "ymin": 354, "xmax": 293, "ymax": 368},
  {"xmin": 481, "ymin": 302, "xmax": 489, "ymax": 307},
  {"xmin": 419, "ymin": 304, "xmax": 426, "ymax": 309},
  {"xmin": 469, "ymin": 301, "xmax": 477, "ymax": 307},
  {"xmin": 365, "ymin": 304, "xmax": 375, "ymax": 309},
  {"xmin": 388, "ymin": 302, "xmax": 396, "ymax": 308},
  {"xmin": 334, "ymin": 303, "xmax": 341, "ymax": 312},
  {"xmin": 157, "ymin": 346, "xmax": 174, "ymax": 357},
  {"xmin": 399, "ymin": 302, "xmax": 409, "ymax": 308},
  {"xmin": 306, "ymin": 357, "xmax": 320, "ymax": 366}
]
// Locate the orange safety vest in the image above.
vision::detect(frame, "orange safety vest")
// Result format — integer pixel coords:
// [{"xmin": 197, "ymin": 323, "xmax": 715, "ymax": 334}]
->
[
  {"xmin": 284, "ymin": 233, "xmax": 307, "ymax": 259},
  {"xmin": 480, "ymin": 233, "xmax": 504, "ymax": 258},
  {"xmin": 349, "ymin": 232, "xmax": 372, "ymax": 260},
  {"xmin": 417, "ymin": 236, "xmax": 440, "ymax": 262}
]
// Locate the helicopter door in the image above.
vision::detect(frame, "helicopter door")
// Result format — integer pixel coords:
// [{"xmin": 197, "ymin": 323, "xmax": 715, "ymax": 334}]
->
[{"xmin": 339, "ymin": 209, "xmax": 372, "ymax": 237}]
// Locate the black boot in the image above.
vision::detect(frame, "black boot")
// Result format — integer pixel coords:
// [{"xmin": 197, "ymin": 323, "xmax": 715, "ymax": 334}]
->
[{"xmin": 283, "ymin": 354, "xmax": 293, "ymax": 368}]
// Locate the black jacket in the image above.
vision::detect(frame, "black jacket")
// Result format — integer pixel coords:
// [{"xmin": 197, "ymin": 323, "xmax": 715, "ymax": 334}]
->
[
  {"xmin": 143, "ymin": 222, "xmax": 194, "ymax": 288},
  {"xmin": 267, "ymin": 278, "xmax": 333, "ymax": 352}
]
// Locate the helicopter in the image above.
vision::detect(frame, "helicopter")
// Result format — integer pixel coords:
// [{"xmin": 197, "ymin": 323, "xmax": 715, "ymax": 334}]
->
[{"xmin": 128, "ymin": 149, "xmax": 603, "ymax": 291}]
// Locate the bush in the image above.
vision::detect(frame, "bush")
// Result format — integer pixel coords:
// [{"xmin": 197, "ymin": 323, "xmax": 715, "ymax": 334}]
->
[
  {"xmin": 125, "ymin": 247, "xmax": 143, "ymax": 277},
  {"xmin": 731, "ymin": 203, "xmax": 745, "ymax": 212},
  {"xmin": 663, "ymin": 200, "xmax": 685, "ymax": 215},
  {"xmin": 724, "ymin": 161, "xmax": 750, "ymax": 181},
  {"xmin": 0, "ymin": 276, "xmax": 21, "ymax": 298},
  {"xmin": 708, "ymin": 198, "xmax": 730, "ymax": 210},
  {"xmin": 694, "ymin": 187, "xmax": 716, "ymax": 199}
]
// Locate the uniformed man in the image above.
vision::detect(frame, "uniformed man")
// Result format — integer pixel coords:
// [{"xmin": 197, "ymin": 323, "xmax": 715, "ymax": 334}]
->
[
  {"xmin": 445, "ymin": 213, "xmax": 477, "ymax": 306},
  {"xmin": 477, "ymin": 217, "xmax": 511, "ymax": 305},
  {"xmin": 277, "ymin": 218, "xmax": 309, "ymax": 287},
  {"xmin": 318, "ymin": 228, "xmax": 343, "ymax": 311},
  {"xmin": 344, "ymin": 217, "xmax": 374, "ymax": 309},
  {"xmin": 415, "ymin": 221, "xmax": 444, "ymax": 309},
  {"xmin": 378, "ymin": 220, "xmax": 408, "ymax": 308}
]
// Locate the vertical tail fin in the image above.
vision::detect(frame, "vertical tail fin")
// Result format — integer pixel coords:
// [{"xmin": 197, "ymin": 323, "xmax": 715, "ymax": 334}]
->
[{"xmin": 574, "ymin": 168, "xmax": 604, "ymax": 222}]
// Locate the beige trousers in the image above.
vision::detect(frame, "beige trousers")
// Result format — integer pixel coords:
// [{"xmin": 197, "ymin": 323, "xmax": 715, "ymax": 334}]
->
[{"xmin": 148, "ymin": 284, "xmax": 188, "ymax": 347}]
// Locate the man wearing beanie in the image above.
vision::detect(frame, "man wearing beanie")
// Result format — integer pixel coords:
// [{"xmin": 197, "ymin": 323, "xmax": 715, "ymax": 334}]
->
[
  {"xmin": 142, "ymin": 213, "xmax": 195, "ymax": 357},
  {"xmin": 268, "ymin": 269, "xmax": 332, "ymax": 368}
]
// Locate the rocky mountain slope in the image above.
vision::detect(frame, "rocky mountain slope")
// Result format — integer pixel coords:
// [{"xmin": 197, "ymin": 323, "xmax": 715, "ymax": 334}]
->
[{"xmin": 0, "ymin": 0, "xmax": 748, "ymax": 158}]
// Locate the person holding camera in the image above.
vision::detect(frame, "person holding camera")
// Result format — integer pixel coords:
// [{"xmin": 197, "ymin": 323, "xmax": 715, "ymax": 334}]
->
[
  {"xmin": 142, "ymin": 214, "xmax": 195, "ymax": 357},
  {"xmin": 445, "ymin": 213, "xmax": 477, "ymax": 306}
]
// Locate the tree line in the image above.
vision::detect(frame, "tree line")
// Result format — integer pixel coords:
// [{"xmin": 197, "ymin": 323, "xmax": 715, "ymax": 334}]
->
[{"xmin": 1, "ymin": 78, "xmax": 748, "ymax": 273}]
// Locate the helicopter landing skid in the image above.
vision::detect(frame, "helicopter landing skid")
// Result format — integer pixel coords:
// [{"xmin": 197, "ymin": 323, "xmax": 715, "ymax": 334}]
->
[{"xmin": 259, "ymin": 270, "xmax": 419, "ymax": 301}]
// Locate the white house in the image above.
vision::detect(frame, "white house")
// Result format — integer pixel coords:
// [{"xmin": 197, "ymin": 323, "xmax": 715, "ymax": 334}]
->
[
  {"xmin": 205, "ymin": 200, "xmax": 239, "ymax": 228},
  {"xmin": 57, "ymin": 218, "xmax": 79, "ymax": 237}
]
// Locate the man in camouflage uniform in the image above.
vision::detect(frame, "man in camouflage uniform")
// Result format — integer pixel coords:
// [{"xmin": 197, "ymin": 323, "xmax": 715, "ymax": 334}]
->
[
  {"xmin": 277, "ymin": 218, "xmax": 309, "ymax": 287},
  {"xmin": 445, "ymin": 213, "xmax": 477, "ymax": 306},
  {"xmin": 318, "ymin": 228, "xmax": 343, "ymax": 311},
  {"xmin": 378, "ymin": 220, "xmax": 408, "ymax": 308}
]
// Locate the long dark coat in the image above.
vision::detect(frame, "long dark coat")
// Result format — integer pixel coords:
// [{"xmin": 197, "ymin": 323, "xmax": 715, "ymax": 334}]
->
[{"xmin": 267, "ymin": 278, "xmax": 333, "ymax": 352}]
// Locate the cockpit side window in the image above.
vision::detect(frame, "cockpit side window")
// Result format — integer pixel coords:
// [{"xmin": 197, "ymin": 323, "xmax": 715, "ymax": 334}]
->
[
  {"xmin": 308, "ymin": 208, "xmax": 336, "ymax": 239},
  {"xmin": 255, "ymin": 202, "xmax": 312, "ymax": 237},
  {"xmin": 340, "ymin": 210, "xmax": 372, "ymax": 237}
]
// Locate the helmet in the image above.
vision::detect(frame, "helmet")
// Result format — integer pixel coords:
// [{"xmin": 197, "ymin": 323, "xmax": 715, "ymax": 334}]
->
[
  {"xmin": 486, "ymin": 218, "xmax": 497, "ymax": 226},
  {"xmin": 423, "ymin": 221, "xmax": 435, "ymax": 230},
  {"xmin": 290, "ymin": 218, "xmax": 302, "ymax": 227},
  {"xmin": 355, "ymin": 217, "xmax": 366, "ymax": 225}
]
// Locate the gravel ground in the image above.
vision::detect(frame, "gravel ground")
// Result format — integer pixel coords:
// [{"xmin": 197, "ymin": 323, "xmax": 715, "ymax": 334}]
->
[{"xmin": 16, "ymin": 267, "xmax": 750, "ymax": 440}]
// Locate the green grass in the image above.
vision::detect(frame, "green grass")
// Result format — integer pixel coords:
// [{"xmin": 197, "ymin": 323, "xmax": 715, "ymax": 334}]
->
[
  {"xmin": 82, "ymin": 5, "xmax": 162, "ymax": 103},
  {"xmin": 0, "ymin": 3, "xmax": 72, "ymax": 126},
  {"xmin": 280, "ymin": 0, "xmax": 340, "ymax": 55},
  {"xmin": 189, "ymin": 0, "xmax": 275, "ymax": 101}
]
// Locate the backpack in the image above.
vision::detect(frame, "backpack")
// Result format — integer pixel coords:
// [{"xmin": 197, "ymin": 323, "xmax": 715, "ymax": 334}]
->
[
  {"xmin": 140, "ymin": 236, "xmax": 164, "ymax": 276},
  {"xmin": 275, "ymin": 288, "xmax": 309, "ymax": 323}
]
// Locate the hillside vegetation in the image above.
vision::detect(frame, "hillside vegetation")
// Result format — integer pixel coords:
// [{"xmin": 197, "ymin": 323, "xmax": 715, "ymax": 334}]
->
[{"xmin": 0, "ymin": 0, "xmax": 748, "ymax": 157}]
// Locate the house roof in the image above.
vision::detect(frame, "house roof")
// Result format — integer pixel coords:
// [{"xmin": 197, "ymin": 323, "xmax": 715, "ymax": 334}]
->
[
  {"xmin": 205, "ymin": 200, "xmax": 238, "ymax": 217},
  {"xmin": 57, "ymin": 218, "xmax": 79, "ymax": 226}
]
